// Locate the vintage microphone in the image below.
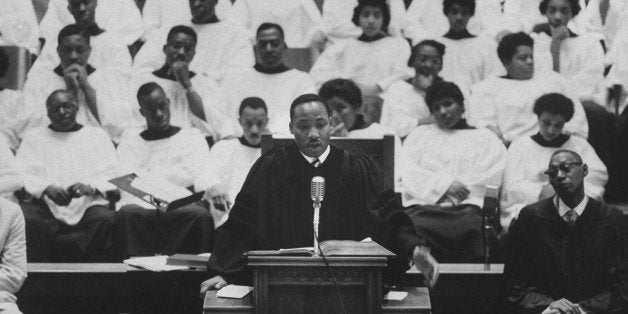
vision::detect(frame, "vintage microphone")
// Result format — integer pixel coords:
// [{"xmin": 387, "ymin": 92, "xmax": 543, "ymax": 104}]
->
[
  {"xmin": 311, "ymin": 176, "xmax": 325, "ymax": 256},
  {"xmin": 482, "ymin": 185, "xmax": 499, "ymax": 271}
]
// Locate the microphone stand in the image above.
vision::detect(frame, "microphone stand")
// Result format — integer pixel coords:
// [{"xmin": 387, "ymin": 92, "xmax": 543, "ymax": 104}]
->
[{"xmin": 313, "ymin": 201, "xmax": 321, "ymax": 256}]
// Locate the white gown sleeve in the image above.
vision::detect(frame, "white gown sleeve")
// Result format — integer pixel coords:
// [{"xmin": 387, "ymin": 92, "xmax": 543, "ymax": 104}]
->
[
  {"xmin": 309, "ymin": 40, "xmax": 348, "ymax": 88},
  {"xmin": 468, "ymin": 82, "xmax": 501, "ymax": 137},
  {"xmin": 0, "ymin": 143, "xmax": 22, "ymax": 195},
  {"xmin": 321, "ymin": 0, "xmax": 361, "ymax": 40},
  {"xmin": 575, "ymin": 137, "xmax": 608, "ymax": 200},
  {"xmin": 568, "ymin": 36, "xmax": 606, "ymax": 99},
  {"xmin": 86, "ymin": 128, "xmax": 120, "ymax": 193},
  {"xmin": 0, "ymin": 202, "xmax": 26, "ymax": 295},
  {"xmin": 15, "ymin": 132, "xmax": 50, "ymax": 198},
  {"xmin": 376, "ymin": 38, "xmax": 412, "ymax": 91}
]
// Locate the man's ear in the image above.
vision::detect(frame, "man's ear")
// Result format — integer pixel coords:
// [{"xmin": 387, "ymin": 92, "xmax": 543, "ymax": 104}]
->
[
  {"xmin": 582, "ymin": 163, "xmax": 589, "ymax": 177},
  {"xmin": 139, "ymin": 107, "xmax": 146, "ymax": 118},
  {"xmin": 288, "ymin": 121, "xmax": 294, "ymax": 134}
]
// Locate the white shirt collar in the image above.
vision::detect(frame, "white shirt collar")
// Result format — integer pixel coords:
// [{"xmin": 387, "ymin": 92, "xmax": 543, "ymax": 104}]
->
[
  {"xmin": 554, "ymin": 195, "xmax": 588, "ymax": 218},
  {"xmin": 300, "ymin": 145, "xmax": 331, "ymax": 166}
]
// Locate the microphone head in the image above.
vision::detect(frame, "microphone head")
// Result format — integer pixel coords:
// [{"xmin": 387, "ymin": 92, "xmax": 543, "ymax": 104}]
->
[{"xmin": 311, "ymin": 176, "xmax": 325, "ymax": 202}]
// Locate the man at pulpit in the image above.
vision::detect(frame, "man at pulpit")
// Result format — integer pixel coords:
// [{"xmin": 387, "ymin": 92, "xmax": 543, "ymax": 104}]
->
[{"xmin": 200, "ymin": 93, "xmax": 439, "ymax": 293}]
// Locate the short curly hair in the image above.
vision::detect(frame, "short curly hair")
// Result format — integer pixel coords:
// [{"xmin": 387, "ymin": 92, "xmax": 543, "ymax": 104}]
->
[
  {"xmin": 539, "ymin": 0, "xmax": 581, "ymax": 16},
  {"xmin": 407, "ymin": 40, "xmax": 446, "ymax": 67},
  {"xmin": 352, "ymin": 0, "xmax": 391, "ymax": 34},
  {"xmin": 443, "ymin": 0, "xmax": 476, "ymax": 16},
  {"xmin": 533, "ymin": 93, "xmax": 575, "ymax": 121},
  {"xmin": 319, "ymin": 79, "xmax": 363, "ymax": 109},
  {"xmin": 497, "ymin": 32, "xmax": 534, "ymax": 63},
  {"xmin": 425, "ymin": 81, "xmax": 465, "ymax": 112}
]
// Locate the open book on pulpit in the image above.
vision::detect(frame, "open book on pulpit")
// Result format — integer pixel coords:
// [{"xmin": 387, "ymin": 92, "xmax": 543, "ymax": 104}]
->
[
  {"xmin": 245, "ymin": 240, "xmax": 395, "ymax": 257},
  {"xmin": 109, "ymin": 173, "xmax": 204, "ymax": 212}
]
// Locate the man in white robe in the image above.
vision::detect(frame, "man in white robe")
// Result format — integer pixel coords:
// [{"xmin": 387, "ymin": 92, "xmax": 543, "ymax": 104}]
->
[
  {"xmin": 204, "ymin": 97, "xmax": 268, "ymax": 228},
  {"xmin": 32, "ymin": 0, "xmax": 134, "ymax": 76},
  {"xmin": 20, "ymin": 25, "xmax": 136, "ymax": 144},
  {"xmin": 380, "ymin": 40, "xmax": 443, "ymax": 138},
  {"xmin": 531, "ymin": 0, "xmax": 605, "ymax": 100},
  {"xmin": 0, "ymin": 0, "xmax": 40, "ymax": 55},
  {"xmin": 468, "ymin": 32, "xmax": 588, "ymax": 146},
  {"xmin": 114, "ymin": 82, "xmax": 212, "ymax": 259},
  {"xmin": 0, "ymin": 198, "xmax": 26, "ymax": 314},
  {"xmin": 319, "ymin": 78, "xmax": 403, "ymax": 192},
  {"xmin": 501, "ymin": 93, "xmax": 607, "ymax": 230},
  {"xmin": 402, "ymin": 80, "xmax": 506, "ymax": 262},
  {"xmin": 221, "ymin": 23, "xmax": 315, "ymax": 135},
  {"xmin": 130, "ymin": 25, "xmax": 237, "ymax": 143},
  {"xmin": 132, "ymin": 0, "xmax": 254, "ymax": 84},
  {"xmin": 437, "ymin": 0, "xmax": 502, "ymax": 97},
  {"xmin": 16, "ymin": 90, "xmax": 118, "ymax": 262},
  {"xmin": 226, "ymin": 0, "xmax": 324, "ymax": 49}
]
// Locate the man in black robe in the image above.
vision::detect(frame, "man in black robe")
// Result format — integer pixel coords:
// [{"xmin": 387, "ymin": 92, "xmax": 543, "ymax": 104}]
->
[
  {"xmin": 200, "ymin": 93, "xmax": 439, "ymax": 292},
  {"xmin": 505, "ymin": 150, "xmax": 628, "ymax": 314}
]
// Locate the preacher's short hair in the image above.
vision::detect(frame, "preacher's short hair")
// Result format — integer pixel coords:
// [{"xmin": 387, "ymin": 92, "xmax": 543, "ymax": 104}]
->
[
  {"xmin": 256, "ymin": 23, "xmax": 285, "ymax": 41},
  {"xmin": 318, "ymin": 79, "xmax": 363, "ymax": 109},
  {"xmin": 443, "ymin": 0, "xmax": 476, "ymax": 16},
  {"xmin": 539, "ymin": 0, "xmax": 581, "ymax": 16},
  {"xmin": 0, "ymin": 49, "xmax": 9, "ymax": 78},
  {"xmin": 239, "ymin": 97, "xmax": 268, "ymax": 116},
  {"xmin": 167, "ymin": 25, "xmax": 198, "ymax": 45},
  {"xmin": 136, "ymin": 82, "xmax": 165, "ymax": 105},
  {"xmin": 57, "ymin": 24, "xmax": 90, "ymax": 46},
  {"xmin": 408, "ymin": 40, "xmax": 446, "ymax": 67},
  {"xmin": 46, "ymin": 89, "xmax": 77, "ymax": 108},
  {"xmin": 551, "ymin": 149, "xmax": 583, "ymax": 164},
  {"xmin": 352, "ymin": 0, "xmax": 391, "ymax": 34},
  {"xmin": 497, "ymin": 32, "xmax": 534, "ymax": 63},
  {"xmin": 425, "ymin": 81, "xmax": 465, "ymax": 111},
  {"xmin": 533, "ymin": 93, "xmax": 575, "ymax": 121},
  {"xmin": 289, "ymin": 93, "xmax": 332, "ymax": 121}
]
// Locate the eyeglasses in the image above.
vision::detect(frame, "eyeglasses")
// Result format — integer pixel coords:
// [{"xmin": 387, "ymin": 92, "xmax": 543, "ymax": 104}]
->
[{"xmin": 544, "ymin": 162, "xmax": 582, "ymax": 178}]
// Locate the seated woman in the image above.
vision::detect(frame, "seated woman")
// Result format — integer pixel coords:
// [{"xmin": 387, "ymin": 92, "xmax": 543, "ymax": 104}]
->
[
  {"xmin": 402, "ymin": 81, "xmax": 506, "ymax": 262},
  {"xmin": 380, "ymin": 39, "xmax": 444, "ymax": 139},
  {"xmin": 319, "ymin": 78, "xmax": 402, "ymax": 191},
  {"xmin": 501, "ymin": 93, "xmax": 608, "ymax": 231},
  {"xmin": 310, "ymin": 0, "xmax": 412, "ymax": 96}
]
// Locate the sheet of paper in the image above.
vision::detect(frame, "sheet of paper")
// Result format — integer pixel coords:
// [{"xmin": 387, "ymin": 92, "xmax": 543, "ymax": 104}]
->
[
  {"xmin": 384, "ymin": 291, "xmax": 408, "ymax": 301},
  {"xmin": 124, "ymin": 255, "xmax": 189, "ymax": 272},
  {"xmin": 216, "ymin": 285, "xmax": 253, "ymax": 299},
  {"xmin": 130, "ymin": 174, "xmax": 192, "ymax": 203}
]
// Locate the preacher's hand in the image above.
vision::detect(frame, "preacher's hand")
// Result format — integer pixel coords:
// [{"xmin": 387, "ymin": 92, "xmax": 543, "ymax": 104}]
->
[
  {"xmin": 43, "ymin": 185, "xmax": 72, "ymax": 206},
  {"xmin": 413, "ymin": 246, "xmax": 439, "ymax": 289},
  {"xmin": 548, "ymin": 298, "xmax": 581, "ymax": 314},
  {"xmin": 200, "ymin": 275, "xmax": 228, "ymax": 296}
]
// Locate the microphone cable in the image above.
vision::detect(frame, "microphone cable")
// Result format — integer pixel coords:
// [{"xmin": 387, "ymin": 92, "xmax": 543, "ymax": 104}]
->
[{"xmin": 315, "ymin": 234, "xmax": 348, "ymax": 314}]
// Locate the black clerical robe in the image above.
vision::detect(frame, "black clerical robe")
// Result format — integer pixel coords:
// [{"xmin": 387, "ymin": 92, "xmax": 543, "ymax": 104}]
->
[
  {"xmin": 208, "ymin": 143, "xmax": 424, "ymax": 285},
  {"xmin": 504, "ymin": 197, "xmax": 628, "ymax": 314}
]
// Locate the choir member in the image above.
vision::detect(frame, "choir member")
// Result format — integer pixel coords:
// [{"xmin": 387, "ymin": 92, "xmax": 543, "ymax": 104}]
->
[
  {"xmin": 0, "ymin": 49, "xmax": 24, "ymax": 151},
  {"xmin": 0, "ymin": 0, "xmax": 40, "ymax": 55},
  {"xmin": 0, "ymin": 197, "xmax": 26, "ymax": 314}
]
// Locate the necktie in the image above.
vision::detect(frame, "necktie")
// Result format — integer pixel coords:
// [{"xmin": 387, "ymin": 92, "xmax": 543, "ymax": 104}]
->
[
  {"xmin": 311, "ymin": 158, "xmax": 321, "ymax": 168},
  {"xmin": 563, "ymin": 209, "xmax": 578, "ymax": 227}
]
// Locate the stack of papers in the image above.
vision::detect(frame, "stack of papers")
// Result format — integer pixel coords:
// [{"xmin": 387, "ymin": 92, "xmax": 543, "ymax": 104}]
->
[
  {"xmin": 124, "ymin": 255, "xmax": 190, "ymax": 272},
  {"xmin": 216, "ymin": 285, "xmax": 253, "ymax": 299}
]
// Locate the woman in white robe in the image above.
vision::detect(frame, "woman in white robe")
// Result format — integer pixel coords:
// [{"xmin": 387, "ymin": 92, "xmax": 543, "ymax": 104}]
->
[
  {"xmin": 501, "ymin": 93, "xmax": 607, "ymax": 231},
  {"xmin": 310, "ymin": 0, "xmax": 412, "ymax": 95}
]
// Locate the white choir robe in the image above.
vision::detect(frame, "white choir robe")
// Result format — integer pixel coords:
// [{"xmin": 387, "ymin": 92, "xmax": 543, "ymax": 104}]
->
[
  {"xmin": 347, "ymin": 122, "xmax": 403, "ymax": 192},
  {"xmin": 132, "ymin": 21, "xmax": 254, "ymax": 84},
  {"xmin": 15, "ymin": 126, "xmax": 118, "ymax": 225},
  {"xmin": 531, "ymin": 31, "xmax": 605, "ymax": 100},
  {"xmin": 20, "ymin": 67, "xmax": 137, "ymax": 144},
  {"xmin": 141, "ymin": 0, "xmax": 234, "ymax": 41},
  {"xmin": 501, "ymin": 135, "xmax": 608, "ymax": 229},
  {"xmin": 380, "ymin": 80, "xmax": 432, "ymax": 138},
  {"xmin": 226, "ymin": 0, "xmax": 323, "ymax": 49},
  {"xmin": 0, "ymin": 141, "xmax": 21, "ymax": 199},
  {"xmin": 403, "ymin": 0, "xmax": 504, "ymax": 44},
  {"xmin": 502, "ymin": 0, "xmax": 544, "ymax": 33},
  {"xmin": 0, "ymin": 89, "xmax": 24, "ymax": 151},
  {"xmin": 606, "ymin": 19, "xmax": 628, "ymax": 113},
  {"xmin": 130, "ymin": 71, "xmax": 237, "ymax": 140},
  {"xmin": 309, "ymin": 36, "xmax": 412, "ymax": 91},
  {"xmin": 205, "ymin": 138, "xmax": 260, "ymax": 205},
  {"xmin": 0, "ymin": 198, "xmax": 26, "ymax": 312},
  {"xmin": 438, "ymin": 36, "xmax": 502, "ymax": 97},
  {"xmin": 572, "ymin": 0, "xmax": 626, "ymax": 48},
  {"xmin": 221, "ymin": 67, "xmax": 315, "ymax": 135},
  {"xmin": 116, "ymin": 127, "xmax": 213, "ymax": 208},
  {"xmin": 30, "ymin": 30, "xmax": 133, "ymax": 79},
  {"xmin": 401, "ymin": 124, "xmax": 506, "ymax": 207},
  {"xmin": 468, "ymin": 71, "xmax": 589, "ymax": 144},
  {"xmin": 0, "ymin": 0, "xmax": 40, "ymax": 55},
  {"xmin": 39, "ymin": 0, "xmax": 143, "ymax": 47},
  {"xmin": 321, "ymin": 0, "xmax": 409, "ymax": 42}
]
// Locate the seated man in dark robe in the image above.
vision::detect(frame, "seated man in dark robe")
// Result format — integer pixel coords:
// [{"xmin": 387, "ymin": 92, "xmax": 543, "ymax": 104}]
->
[
  {"xmin": 505, "ymin": 149, "xmax": 628, "ymax": 314},
  {"xmin": 200, "ymin": 93, "xmax": 439, "ymax": 292},
  {"xmin": 113, "ymin": 82, "xmax": 213, "ymax": 260}
]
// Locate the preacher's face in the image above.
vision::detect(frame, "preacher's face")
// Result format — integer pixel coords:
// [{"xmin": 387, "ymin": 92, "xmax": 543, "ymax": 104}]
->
[
  {"xmin": 239, "ymin": 107, "xmax": 269, "ymax": 146},
  {"xmin": 504, "ymin": 45, "xmax": 534, "ymax": 80},
  {"xmin": 47, "ymin": 92, "xmax": 79, "ymax": 131},
  {"xmin": 544, "ymin": 0, "xmax": 574, "ymax": 27},
  {"xmin": 547, "ymin": 152, "xmax": 587, "ymax": 196},
  {"xmin": 139, "ymin": 89, "xmax": 172, "ymax": 131},
  {"xmin": 445, "ymin": 3, "xmax": 473, "ymax": 32},
  {"xmin": 189, "ymin": 0, "xmax": 217, "ymax": 22},
  {"xmin": 289, "ymin": 101, "xmax": 331, "ymax": 158},
  {"xmin": 255, "ymin": 28, "xmax": 286, "ymax": 68},
  {"xmin": 58, "ymin": 34, "xmax": 91, "ymax": 68},
  {"xmin": 412, "ymin": 45, "xmax": 443, "ymax": 76},
  {"xmin": 164, "ymin": 32, "xmax": 196, "ymax": 65},
  {"xmin": 68, "ymin": 0, "xmax": 97, "ymax": 26},
  {"xmin": 538, "ymin": 111, "xmax": 567, "ymax": 141}
]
